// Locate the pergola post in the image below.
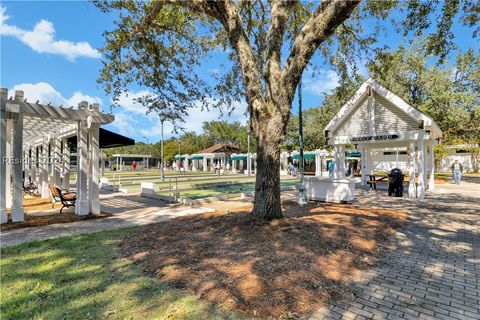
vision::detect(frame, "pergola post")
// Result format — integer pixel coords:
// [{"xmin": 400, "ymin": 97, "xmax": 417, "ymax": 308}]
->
[
  {"xmin": 334, "ymin": 145, "xmax": 346, "ymax": 179},
  {"xmin": 203, "ymin": 157, "xmax": 207, "ymax": 171},
  {"xmin": 360, "ymin": 146, "xmax": 367, "ymax": 185},
  {"xmin": 417, "ymin": 138, "xmax": 426, "ymax": 199},
  {"xmin": 62, "ymin": 139, "xmax": 70, "ymax": 189},
  {"xmin": 89, "ymin": 118, "xmax": 100, "ymax": 214},
  {"xmin": 30, "ymin": 146, "xmax": 37, "ymax": 184},
  {"xmin": 76, "ymin": 102, "xmax": 89, "ymax": 215},
  {"xmin": 185, "ymin": 156, "xmax": 189, "ymax": 171},
  {"xmin": 5, "ymin": 119, "xmax": 12, "ymax": 207},
  {"xmin": 0, "ymin": 88, "xmax": 8, "ymax": 223},
  {"xmin": 40, "ymin": 138, "xmax": 50, "ymax": 198},
  {"xmin": 232, "ymin": 159, "xmax": 237, "ymax": 173},
  {"xmin": 429, "ymin": 141, "xmax": 435, "ymax": 190},
  {"xmin": 52, "ymin": 134, "xmax": 62, "ymax": 186},
  {"xmin": 11, "ymin": 98, "xmax": 24, "ymax": 222},
  {"xmin": 408, "ymin": 142, "xmax": 416, "ymax": 197}
]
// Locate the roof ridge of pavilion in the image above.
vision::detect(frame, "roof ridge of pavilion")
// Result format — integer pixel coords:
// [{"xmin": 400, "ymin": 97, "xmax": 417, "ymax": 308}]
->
[{"xmin": 324, "ymin": 78, "xmax": 442, "ymax": 138}]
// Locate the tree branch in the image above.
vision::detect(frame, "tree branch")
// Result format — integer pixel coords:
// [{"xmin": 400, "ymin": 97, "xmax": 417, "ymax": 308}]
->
[
  {"xmin": 264, "ymin": 0, "xmax": 294, "ymax": 100},
  {"xmin": 282, "ymin": 0, "xmax": 361, "ymax": 104}
]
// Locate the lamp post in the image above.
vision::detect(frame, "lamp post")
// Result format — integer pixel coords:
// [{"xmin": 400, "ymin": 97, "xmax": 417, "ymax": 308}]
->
[
  {"xmin": 160, "ymin": 117, "xmax": 165, "ymax": 182},
  {"xmin": 298, "ymin": 80, "xmax": 307, "ymax": 206},
  {"xmin": 247, "ymin": 125, "xmax": 251, "ymax": 177},
  {"xmin": 142, "ymin": 136, "xmax": 149, "ymax": 144}
]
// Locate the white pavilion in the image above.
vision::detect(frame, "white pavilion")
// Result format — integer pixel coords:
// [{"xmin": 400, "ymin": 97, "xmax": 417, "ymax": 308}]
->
[
  {"xmin": 324, "ymin": 78, "xmax": 442, "ymax": 199},
  {"xmin": 0, "ymin": 88, "xmax": 114, "ymax": 223}
]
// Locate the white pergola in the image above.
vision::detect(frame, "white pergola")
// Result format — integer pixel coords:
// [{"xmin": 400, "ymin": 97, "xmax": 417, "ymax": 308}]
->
[
  {"xmin": 324, "ymin": 78, "xmax": 442, "ymax": 199},
  {"xmin": 0, "ymin": 88, "xmax": 114, "ymax": 224}
]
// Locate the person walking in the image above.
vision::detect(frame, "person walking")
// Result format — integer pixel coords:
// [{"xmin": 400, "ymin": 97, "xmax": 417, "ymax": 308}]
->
[
  {"xmin": 451, "ymin": 159, "xmax": 463, "ymax": 184},
  {"xmin": 328, "ymin": 161, "xmax": 335, "ymax": 179},
  {"xmin": 131, "ymin": 161, "xmax": 137, "ymax": 171}
]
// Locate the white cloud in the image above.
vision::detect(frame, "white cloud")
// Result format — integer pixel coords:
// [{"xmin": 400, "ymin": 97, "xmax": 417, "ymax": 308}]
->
[
  {"xmin": 112, "ymin": 89, "xmax": 248, "ymax": 139},
  {"xmin": 0, "ymin": 6, "xmax": 100, "ymax": 60},
  {"xmin": 114, "ymin": 90, "xmax": 151, "ymax": 115},
  {"xmin": 8, "ymin": 82, "xmax": 102, "ymax": 107},
  {"xmin": 303, "ymin": 69, "xmax": 340, "ymax": 96},
  {"xmin": 109, "ymin": 112, "xmax": 138, "ymax": 137}
]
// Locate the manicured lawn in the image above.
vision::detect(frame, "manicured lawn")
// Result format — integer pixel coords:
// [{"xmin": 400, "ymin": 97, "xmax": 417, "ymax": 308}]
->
[{"xmin": 0, "ymin": 228, "xmax": 244, "ymax": 320}]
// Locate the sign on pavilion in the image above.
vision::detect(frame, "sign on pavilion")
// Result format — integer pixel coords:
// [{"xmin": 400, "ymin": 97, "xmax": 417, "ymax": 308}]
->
[
  {"xmin": 0, "ymin": 88, "xmax": 114, "ymax": 224},
  {"xmin": 324, "ymin": 78, "xmax": 442, "ymax": 199}
]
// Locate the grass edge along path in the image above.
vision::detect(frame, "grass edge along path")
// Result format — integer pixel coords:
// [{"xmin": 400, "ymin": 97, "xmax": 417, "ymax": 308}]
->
[{"xmin": 0, "ymin": 227, "xmax": 246, "ymax": 320}]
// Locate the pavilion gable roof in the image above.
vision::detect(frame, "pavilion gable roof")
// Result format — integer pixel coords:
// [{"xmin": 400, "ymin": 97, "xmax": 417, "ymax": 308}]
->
[
  {"xmin": 324, "ymin": 78, "xmax": 442, "ymax": 138},
  {"xmin": 194, "ymin": 143, "xmax": 240, "ymax": 154}
]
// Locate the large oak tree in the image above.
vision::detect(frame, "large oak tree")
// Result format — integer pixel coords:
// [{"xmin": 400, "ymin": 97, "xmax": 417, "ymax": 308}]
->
[{"xmin": 95, "ymin": 0, "xmax": 479, "ymax": 219}]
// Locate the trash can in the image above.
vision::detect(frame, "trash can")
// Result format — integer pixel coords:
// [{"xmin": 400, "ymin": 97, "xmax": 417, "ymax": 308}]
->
[{"xmin": 388, "ymin": 168, "xmax": 404, "ymax": 197}]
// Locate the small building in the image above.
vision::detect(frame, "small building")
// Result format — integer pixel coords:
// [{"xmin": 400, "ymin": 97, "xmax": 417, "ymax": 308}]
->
[
  {"xmin": 323, "ymin": 78, "xmax": 442, "ymax": 199},
  {"xmin": 183, "ymin": 144, "xmax": 241, "ymax": 171}
]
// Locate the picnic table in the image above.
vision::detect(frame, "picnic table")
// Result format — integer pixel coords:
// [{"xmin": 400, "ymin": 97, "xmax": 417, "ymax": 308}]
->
[{"xmin": 366, "ymin": 174, "xmax": 389, "ymax": 190}]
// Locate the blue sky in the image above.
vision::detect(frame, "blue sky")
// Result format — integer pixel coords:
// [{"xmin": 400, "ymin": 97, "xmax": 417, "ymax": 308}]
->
[{"xmin": 1, "ymin": 1, "xmax": 477, "ymax": 143}]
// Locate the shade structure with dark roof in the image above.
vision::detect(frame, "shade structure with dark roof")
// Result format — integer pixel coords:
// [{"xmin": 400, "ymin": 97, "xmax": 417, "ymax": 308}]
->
[{"xmin": 67, "ymin": 128, "xmax": 135, "ymax": 149}]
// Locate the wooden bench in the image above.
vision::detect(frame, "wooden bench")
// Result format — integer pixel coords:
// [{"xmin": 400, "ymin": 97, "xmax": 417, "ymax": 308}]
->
[
  {"xmin": 366, "ymin": 175, "xmax": 389, "ymax": 190},
  {"xmin": 49, "ymin": 184, "xmax": 77, "ymax": 213}
]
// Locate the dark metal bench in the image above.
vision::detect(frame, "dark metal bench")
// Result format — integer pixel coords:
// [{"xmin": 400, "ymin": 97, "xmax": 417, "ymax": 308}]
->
[{"xmin": 49, "ymin": 184, "xmax": 77, "ymax": 213}]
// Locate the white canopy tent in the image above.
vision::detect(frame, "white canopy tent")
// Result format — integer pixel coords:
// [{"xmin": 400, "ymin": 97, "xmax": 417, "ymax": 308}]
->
[
  {"xmin": 324, "ymin": 78, "xmax": 442, "ymax": 199},
  {"xmin": 0, "ymin": 88, "xmax": 114, "ymax": 223}
]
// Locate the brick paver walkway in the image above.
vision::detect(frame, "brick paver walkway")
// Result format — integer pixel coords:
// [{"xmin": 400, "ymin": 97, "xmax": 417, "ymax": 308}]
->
[{"xmin": 310, "ymin": 180, "xmax": 480, "ymax": 320}]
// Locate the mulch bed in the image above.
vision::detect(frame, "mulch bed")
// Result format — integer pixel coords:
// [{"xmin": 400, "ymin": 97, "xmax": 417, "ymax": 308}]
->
[
  {"xmin": 119, "ymin": 201, "xmax": 408, "ymax": 319},
  {"xmin": 1, "ymin": 197, "xmax": 111, "ymax": 231}
]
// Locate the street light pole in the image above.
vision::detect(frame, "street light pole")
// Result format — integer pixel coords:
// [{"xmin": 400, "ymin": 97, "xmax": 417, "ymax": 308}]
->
[
  {"xmin": 298, "ymin": 80, "xmax": 307, "ymax": 206},
  {"xmin": 247, "ymin": 122, "xmax": 251, "ymax": 177},
  {"xmin": 142, "ymin": 136, "xmax": 149, "ymax": 144},
  {"xmin": 160, "ymin": 117, "xmax": 165, "ymax": 182}
]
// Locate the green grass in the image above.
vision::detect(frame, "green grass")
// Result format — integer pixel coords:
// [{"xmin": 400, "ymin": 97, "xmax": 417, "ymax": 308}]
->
[
  {"xmin": 161, "ymin": 180, "xmax": 299, "ymax": 199},
  {"xmin": 102, "ymin": 170, "xmax": 213, "ymax": 178},
  {"xmin": 0, "ymin": 228, "xmax": 245, "ymax": 320},
  {"xmin": 120, "ymin": 176, "xmax": 257, "ymax": 190}
]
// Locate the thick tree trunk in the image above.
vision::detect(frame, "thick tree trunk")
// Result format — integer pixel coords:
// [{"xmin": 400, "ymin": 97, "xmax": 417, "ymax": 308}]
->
[{"xmin": 252, "ymin": 135, "xmax": 283, "ymax": 219}]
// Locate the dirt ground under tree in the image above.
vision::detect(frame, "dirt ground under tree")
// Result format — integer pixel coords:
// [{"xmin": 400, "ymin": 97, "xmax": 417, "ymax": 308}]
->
[{"xmin": 120, "ymin": 200, "xmax": 408, "ymax": 318}]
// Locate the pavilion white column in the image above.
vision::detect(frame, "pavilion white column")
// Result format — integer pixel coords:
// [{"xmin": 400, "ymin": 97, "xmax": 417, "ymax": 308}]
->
[
  {"xmin": 5, "ymin": 119, "xmax": 12, "ymax": 208},
  {"xmin": 52, "ymin": 135, "xmax": 62, "ymax": 186},
  {"xmin": 0, "ymin": 88, "xmax": 8, "ymax": 223},
  {"xmin": 334, "ymin": 145, "xmax": 346, "ymax": 179},
  {"xmin": 89, "ymin": 122, "xmax": 100, "ymax": 214},
  {"xmin": 185, "ymin": 156, "xmax": 189, "ymax": 171},
  {"xmin": 76, "ymin": 103, "xmax": 89, "ymax": 215},
  {"xmin": 192, "ymin": 159, "xmax": 197, "ymax": 171},
  {"xmin": 232, "ymin": 159, "xmax": 237, "ymax": 173},
  {"xmin": 11, "ymin": 107, "xmax": 24, "ymax": 222},
  {"xmin": 360, "ymin": 146, "xmax": 367, "ymax": 185},
  {"xmin": 40, "ymin": 139, "xmax": 50, "ymax": 198},
  {"xmin": 429, "ymin": 141, "xmax": 435, "ymax": 190},
  {"xmin": 203, "ymin": 157, "xmax": 207, "ymax": 171},
  {"xmin": 423, "ymin": 142, "xmax": 429, "ymax": 190},
  {"xmin": 408, "ymin": 142, "xmax": 416, "ymax": 197},
  {"xmin": 62, "ymin": 139, "xmax": 70, "ymax": 189},
  {"xmin": 417, "ymin": 139, "xmax": 426, "ymax": 199}
]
